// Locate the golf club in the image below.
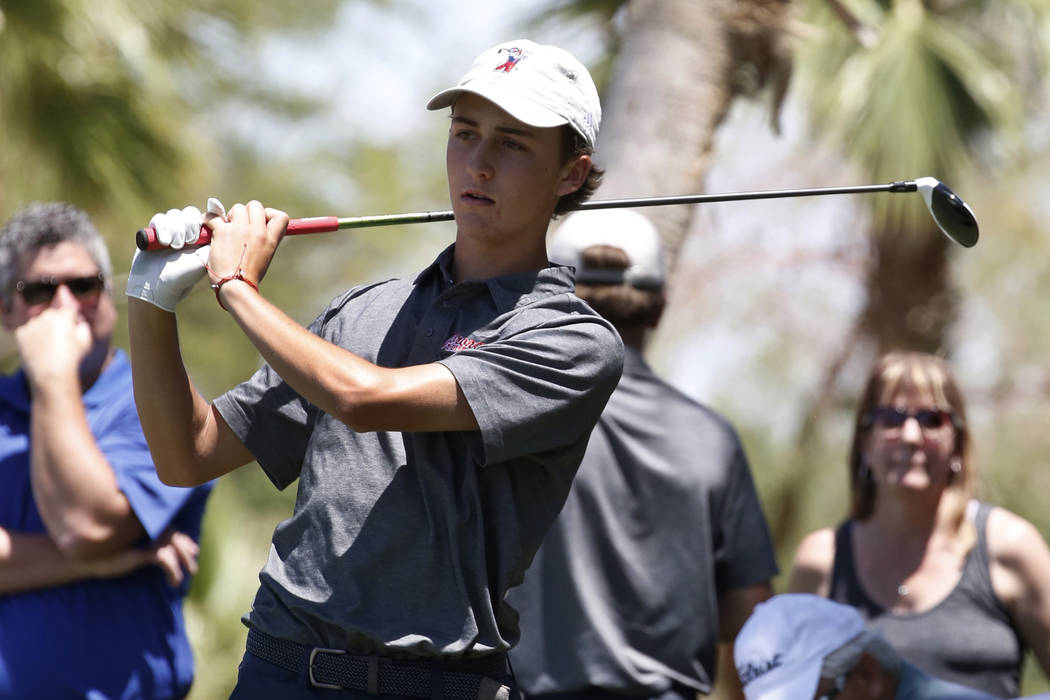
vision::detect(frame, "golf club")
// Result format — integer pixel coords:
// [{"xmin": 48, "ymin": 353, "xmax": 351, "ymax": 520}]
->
[{"xmin": 136, "ymin": 177, "xmax": 979, "ymax": 251}]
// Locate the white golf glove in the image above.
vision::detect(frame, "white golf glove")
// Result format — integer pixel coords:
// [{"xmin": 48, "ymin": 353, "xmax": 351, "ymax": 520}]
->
[
  {"xmin": 125, "ymin": 198, "xmax": 226, "ymax": 312},
  {"xmin": 149, "ymin": 198, "xmax": 226, "ymax": 249}
]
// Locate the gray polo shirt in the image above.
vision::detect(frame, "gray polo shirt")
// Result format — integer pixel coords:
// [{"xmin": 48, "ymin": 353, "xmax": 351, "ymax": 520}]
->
[
  {"xmin": 214, "ymin": 244, "xmax": 623, "ymax": 659},
  {"xmin": 508, "ymin": 346, "xmax": 778, "ymax": 695}
]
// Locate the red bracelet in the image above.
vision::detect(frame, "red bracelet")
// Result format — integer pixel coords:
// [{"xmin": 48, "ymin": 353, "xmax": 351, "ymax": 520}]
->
[{"xmin": 211, "ymin": 270, "xmax": 258, "ymax": 311}]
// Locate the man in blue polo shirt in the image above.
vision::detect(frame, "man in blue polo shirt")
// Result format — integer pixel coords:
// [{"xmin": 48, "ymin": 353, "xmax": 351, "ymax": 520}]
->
[{"xmin": 0, "ymin": 202, "xmax": 211, "ymax": 699}]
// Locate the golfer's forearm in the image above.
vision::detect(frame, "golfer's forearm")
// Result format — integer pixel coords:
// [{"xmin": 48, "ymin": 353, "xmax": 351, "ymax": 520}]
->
[
  {"xmin": 218, "ymin": 283, "xmax": 376, "ymax": 424},
  {"xmin": 127, "ymin": 299, "xmax": 216, "ymax": 485},
  {"xmin": 219, "ymin": 282, "xmax": 477, "ymax": 432}
]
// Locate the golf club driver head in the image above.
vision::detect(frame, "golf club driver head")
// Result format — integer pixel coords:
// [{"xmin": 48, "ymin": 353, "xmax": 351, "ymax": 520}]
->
[{"xmin": 915, "ymin": 177, "xmax": 979, "ymax": 248}]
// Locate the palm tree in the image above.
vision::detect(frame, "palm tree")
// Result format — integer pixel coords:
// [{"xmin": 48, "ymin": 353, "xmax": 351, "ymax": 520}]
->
[
  {"xmin": 0, "ymin": 0, "xmax": 342, "ymax": 229},
  {"xmin": 0, "ymin": 0, "xmax": 344, "ymax": 366},
  {"xmin": 794, "ymin": 0, "xmax": 1044, "ymax": 357},
  {"xmin": 784, "ymin": 0, "xmax": 1049, "ymax": 479},
  {"xmin": 597, "ymin": 0, "xmax": 794, "ymax": 271},
  {"xmin": 538, "ymin": 0, "xmax": 1044, "ymax": 352},
  {"xmin": 530, "ymin": 0, "xmax": 793, "ymax": 272}
]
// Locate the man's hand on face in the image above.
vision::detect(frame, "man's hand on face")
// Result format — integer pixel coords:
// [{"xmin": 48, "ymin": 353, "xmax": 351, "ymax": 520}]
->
[{"xmin": 15, "ymin": 306, "xmax": 91, "ymax": 389}]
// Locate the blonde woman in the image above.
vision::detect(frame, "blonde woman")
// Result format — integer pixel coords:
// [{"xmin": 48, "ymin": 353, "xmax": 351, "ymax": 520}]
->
[{"xmin": 790, "ymin": 352, "xmax": 1050, "ymax": 698}]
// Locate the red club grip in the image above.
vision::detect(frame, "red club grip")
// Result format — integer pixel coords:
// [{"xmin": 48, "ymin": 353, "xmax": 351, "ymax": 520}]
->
[
  {"xmin": 135, "ymin": 216, "xmax": 340, "ymax": 251},
  {"xmin": 286, "ymin": 216, "xmax": 340, "ymax": 234}
]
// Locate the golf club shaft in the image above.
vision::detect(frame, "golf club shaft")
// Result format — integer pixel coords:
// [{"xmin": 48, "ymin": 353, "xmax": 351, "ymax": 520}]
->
[{"xmin": 136, "ymin": 181, "xmax": 918, "ymax": 251}]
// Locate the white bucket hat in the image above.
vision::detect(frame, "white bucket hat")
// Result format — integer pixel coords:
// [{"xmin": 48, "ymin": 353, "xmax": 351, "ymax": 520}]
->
[{"xmin": 426, "ymin": 39, "xmax": 601, "ymax": 150}]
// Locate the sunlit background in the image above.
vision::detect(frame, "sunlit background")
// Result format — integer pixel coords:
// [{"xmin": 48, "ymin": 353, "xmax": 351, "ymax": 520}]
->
[{"xmin": 2, "ymin": 1, "xmax": 1048, "ymax": 697}]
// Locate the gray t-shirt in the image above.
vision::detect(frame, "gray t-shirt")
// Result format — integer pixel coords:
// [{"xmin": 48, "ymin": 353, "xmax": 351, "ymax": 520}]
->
[
  {"xmin": 215, "ymin": 244, "xmax": 623, "ymax": 659},
  {"xmin": 507, "ymin": 346, "xmax": 779, "ymax": 696}
]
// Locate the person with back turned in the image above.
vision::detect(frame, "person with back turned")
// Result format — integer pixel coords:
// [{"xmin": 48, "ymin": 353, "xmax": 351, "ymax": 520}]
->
[{"xmin": 508, "ymin": 208, "xmax": 778, "ymax": 700}]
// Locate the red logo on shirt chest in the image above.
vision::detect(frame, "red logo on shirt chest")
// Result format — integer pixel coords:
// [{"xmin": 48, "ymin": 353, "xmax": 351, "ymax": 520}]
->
[{"xmin": 442, "ymin": 334, "xmax": 484, "ymax": 353}]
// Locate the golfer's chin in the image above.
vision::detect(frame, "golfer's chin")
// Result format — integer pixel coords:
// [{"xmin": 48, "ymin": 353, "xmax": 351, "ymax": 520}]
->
[{"xmin": 452, "ymin": 208, "xmax": 502, "ymax": 240}]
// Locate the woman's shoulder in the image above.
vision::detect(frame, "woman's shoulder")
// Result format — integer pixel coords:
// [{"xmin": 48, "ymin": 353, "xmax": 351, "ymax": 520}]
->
[
  {"xmin": 983, "ymin": 503, "xmax": 1050, "ymax": 608},
  {"xmin": 985, "ymin": 503, "xmax": 1048, "ymax": 562},
  {"xmin": 796, "ymin": 526, "xmax": 838, "ymax": 555}
]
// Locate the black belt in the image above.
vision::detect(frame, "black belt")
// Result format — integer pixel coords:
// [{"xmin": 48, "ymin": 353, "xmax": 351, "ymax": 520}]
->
[{"xmin": 246, "ymin": 627, "xmax": 512, "ymax": 699}]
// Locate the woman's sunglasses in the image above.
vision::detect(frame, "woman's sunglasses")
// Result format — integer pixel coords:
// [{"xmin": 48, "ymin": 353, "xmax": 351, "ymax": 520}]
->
[
  {"xmin": 15, "ymin": 272, "xmax": 106, "ymax": 306},
  {"xmin": 869, "ymin": 406, "xmax": 953, "ymax": 430}
]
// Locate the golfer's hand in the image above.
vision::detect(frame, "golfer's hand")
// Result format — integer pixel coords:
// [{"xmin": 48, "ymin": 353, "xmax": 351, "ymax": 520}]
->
[
  {"xmin": 15, "ymin": 307, "xmax": 91, "ymax": 389},
  {"xmin": 205, "ymin": 200, "xmax": 289, "ymax": 289},
  {"xmin": 126, "ymin": 199, "xmax": 226, "ymax": 312},
  {"xmin": 150, "ymin": 204, "xmax": 207, "ymax": 250}
]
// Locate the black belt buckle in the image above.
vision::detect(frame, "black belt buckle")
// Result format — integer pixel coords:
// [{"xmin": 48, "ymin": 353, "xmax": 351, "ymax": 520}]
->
[{"xmin": 308, "ymin": 647, "xmax": 346, "ymax": 690}]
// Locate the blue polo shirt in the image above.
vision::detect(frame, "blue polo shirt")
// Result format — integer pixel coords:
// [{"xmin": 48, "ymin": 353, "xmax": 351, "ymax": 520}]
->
[{"xmin": 0, "ymin": 350, "xmax": 212, "ymax": 700}]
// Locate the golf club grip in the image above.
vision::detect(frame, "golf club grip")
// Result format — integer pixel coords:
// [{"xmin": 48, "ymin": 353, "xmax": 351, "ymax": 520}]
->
[{"xmin": 135, "ymin": 216, "xmax": 341, "ymax": 251}]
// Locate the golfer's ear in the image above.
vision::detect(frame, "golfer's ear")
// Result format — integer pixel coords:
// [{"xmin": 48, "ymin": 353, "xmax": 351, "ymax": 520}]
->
[{"xmin": 557, "ymin": 154, "xmax": 591, "ymax": 197}]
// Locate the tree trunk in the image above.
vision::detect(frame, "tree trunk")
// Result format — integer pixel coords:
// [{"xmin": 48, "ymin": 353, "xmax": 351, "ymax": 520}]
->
[
  {"xmin": 862, "ymin": 223, "xmax": 955, "ymax": 354},
  {"xmin": 595, "ymin": 0, "xmax": 792, "ymax": 275},
  {"xmin": 595, "ymin": 0, "xmax": 737, "ymax": 273}
]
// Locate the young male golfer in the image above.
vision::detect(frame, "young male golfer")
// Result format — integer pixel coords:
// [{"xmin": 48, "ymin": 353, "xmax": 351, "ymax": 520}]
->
[{"xmin": 125, "ymin": 39, "xmax": 623, "ymax": 700}]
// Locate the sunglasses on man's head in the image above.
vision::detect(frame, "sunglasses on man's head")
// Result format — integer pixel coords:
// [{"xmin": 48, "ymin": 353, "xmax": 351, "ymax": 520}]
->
[
  {"xmin": 869, "ymin": 406, "xmax": 953, "ymax": 430},
  {"xmin": 15, "ymin": 272, "xmax": 106, "ymax": 306}
]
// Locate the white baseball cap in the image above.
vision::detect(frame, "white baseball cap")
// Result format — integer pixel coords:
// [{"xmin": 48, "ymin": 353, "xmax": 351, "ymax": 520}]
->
[
  {"xmin": 734, "ymin": 594, "xmax": 867, "ymax": 700},
  {"xmin": 426, "ymin": 39, "xmax": 601, "ymax": 150},
  {"xmin": 548, "ymin": 209, "xmax": 666, "ymax": 289}
]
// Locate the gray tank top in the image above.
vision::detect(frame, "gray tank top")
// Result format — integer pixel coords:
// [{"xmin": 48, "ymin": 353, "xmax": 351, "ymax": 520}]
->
[{"xmin": 829, "ymin": 502, "xmax": 1024, "ymax": 698}]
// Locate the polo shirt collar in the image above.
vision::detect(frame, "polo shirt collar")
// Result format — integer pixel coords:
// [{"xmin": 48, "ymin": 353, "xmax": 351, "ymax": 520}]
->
[
  {"xmin": 415, "ymin": 244, "xmax": 577, "ymax": 313},
  {"xmin": 414, "ymin": 244, "xmax": 458, "ymax": 288}
]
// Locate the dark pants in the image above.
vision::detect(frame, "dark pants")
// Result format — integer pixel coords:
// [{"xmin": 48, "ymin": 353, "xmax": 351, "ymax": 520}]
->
[{"xmin": 229, "ymin": 647, "xmax": 521, "ymax": 700}]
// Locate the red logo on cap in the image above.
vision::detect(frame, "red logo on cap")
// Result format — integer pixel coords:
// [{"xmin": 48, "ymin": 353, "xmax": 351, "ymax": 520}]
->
[{"xmin": 494, "ymin": 47, "xmax": 526, "ymax": 73}]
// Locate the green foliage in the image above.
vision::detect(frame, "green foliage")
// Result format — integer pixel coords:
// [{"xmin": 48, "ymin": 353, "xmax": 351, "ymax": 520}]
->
[
  {"xmin": 794, "ymin": 0, "xmax": 1044, "ymax": 231},
  {"xmin": 0, "ymin": 0, "xmax": 345, "ymax": 268}
]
